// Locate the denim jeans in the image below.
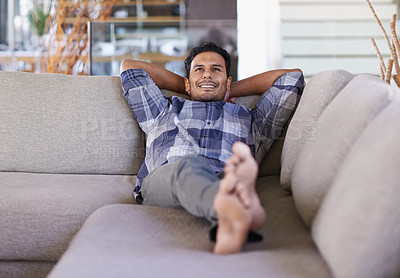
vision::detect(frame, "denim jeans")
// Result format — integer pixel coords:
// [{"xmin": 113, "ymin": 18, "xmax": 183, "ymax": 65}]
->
[{"xmin": 141, "ymin": 155, "xmax": 221, "ymax": 225}]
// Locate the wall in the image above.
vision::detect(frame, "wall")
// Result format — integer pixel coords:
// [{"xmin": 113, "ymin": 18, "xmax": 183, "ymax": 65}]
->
[{"xmin": 186, "ymin": 0, "xmax": 236, "ymax": 20}]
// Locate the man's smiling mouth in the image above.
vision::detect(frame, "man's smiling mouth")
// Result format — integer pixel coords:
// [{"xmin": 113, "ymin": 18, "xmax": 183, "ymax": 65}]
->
[
  {"xmin": 198, "ymin": 81, "xmax": 218, "ymax": 88},
  {"xmin": 200, "ymin": 84, "xmax": 216, "ymax": 88}
]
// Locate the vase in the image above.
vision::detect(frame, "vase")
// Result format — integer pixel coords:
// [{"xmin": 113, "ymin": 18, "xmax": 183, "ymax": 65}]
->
[{"xmin": 34, "ymin": 36, "xmax": 48, "ymax": 73}]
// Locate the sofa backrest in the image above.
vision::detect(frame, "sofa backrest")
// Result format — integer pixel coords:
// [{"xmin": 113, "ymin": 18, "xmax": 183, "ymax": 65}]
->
[
  {"xmin": 280, "ymin": 69, "xmax": 400, "ymax": 277},
  {"xmin": 312, "ymin": 93, "xmax": 400, "ymax": 278},
  {"xmin": 0, "ymin": 71, "xmax": 144, "ymax": 175},
  {"xmin": 1, "ymin": 71, "xmax": 284, "ymax": 176}
]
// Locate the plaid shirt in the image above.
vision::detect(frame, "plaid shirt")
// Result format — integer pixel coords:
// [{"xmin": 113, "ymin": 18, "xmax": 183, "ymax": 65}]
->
[{"xmin": 121, "ymin": 69, "xmax": 304, "ymax": 199}]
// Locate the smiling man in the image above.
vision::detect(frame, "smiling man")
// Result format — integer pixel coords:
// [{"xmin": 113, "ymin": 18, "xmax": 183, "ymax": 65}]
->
[{"xmin": 120, "ymin": 42, "xmax": 304, "ymax": 254}]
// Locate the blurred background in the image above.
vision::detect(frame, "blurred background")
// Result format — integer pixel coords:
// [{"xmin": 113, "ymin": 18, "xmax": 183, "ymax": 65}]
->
[{"xmin": 0, "ymin": 0, "xmax": 399, "ymax": 80}]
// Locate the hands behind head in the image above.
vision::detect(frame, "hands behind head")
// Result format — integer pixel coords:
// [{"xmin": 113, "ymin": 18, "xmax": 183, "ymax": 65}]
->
[{"xmin": 223, "ymin": 90, "xmax": 236, "ymax": 103}]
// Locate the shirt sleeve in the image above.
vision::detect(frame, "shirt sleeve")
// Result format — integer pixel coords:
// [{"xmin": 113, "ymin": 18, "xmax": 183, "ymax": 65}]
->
[
  {"xmin": 120, "ymin": 69, "xmax": 169, "ymax": 133},
  {"xmin": 251, "ymin": 71, "xmax": 305, "ymax": 163}
]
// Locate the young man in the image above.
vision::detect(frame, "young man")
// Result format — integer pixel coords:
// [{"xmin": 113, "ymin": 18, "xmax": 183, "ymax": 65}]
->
[{"xmin": 120, "ymin": 42, "xmax": 304, "ymax": 254}]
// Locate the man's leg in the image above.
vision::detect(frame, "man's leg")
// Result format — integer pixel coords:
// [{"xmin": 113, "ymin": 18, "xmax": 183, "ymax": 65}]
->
[
  {"xmin": 141, "ymin": 144, "xmax": 267, "ymax": 255},
  {"xmin": 213, "ymin": 142, "xmax": 267, "ymax": 254},
  {"xmin": 141, "ymin": 156, "xmax": 220, "ymax": 224}
]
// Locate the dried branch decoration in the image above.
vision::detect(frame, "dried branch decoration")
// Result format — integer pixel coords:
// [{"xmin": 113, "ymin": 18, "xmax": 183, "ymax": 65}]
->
[
  {"xmin": 45, "ymin": 0, "xmax": 117, "ymax": 75},
  {"xmin": 367, "ymin": 0, "xmax": 400, "ymax": 86}
]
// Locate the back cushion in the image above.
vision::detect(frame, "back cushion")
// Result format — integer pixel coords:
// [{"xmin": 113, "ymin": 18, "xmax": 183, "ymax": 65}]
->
[
  {"xmin": 312, "ymin": 98, "xmax": 400, "ymax": 278},
  {"xmin": 0, "ymin": 71, "xmax": 144, "ymax": 175},
  {"xmin": 291, "ymin": 74, "xmax": 397, "ymax": 227},
  {"xmin": 280, "ymin": 69, "xmax": 355, "ymax": 191}
]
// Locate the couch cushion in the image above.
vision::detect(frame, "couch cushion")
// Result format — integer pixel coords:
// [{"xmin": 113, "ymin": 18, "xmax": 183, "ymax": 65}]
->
[
  {"xmin": 0, "ymin": 172, "xmax": 135, "ymax": 261},
  {"xmin": 280, "ymin": 69, "xmax": 355, "ymax": 191},
  {"xmin": 312, "ymin": 98, "xmax": 400, "ymax": 278},
  {"xmin": 291, "ymin": 74, "xmax": 397, "ymax": 227},
  {"xmin": 0, "ymin": 71, "xmax": 144, "ymax": 175},
  {"xmin": 48, "ymin": 176, "xmax": 331, "ymax": 278}
]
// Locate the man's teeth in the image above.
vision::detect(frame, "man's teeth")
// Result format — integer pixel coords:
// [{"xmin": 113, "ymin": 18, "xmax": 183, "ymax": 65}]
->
[{"xmin": 200, "ymin": 85, "xmax": 215, "ymax": 88}]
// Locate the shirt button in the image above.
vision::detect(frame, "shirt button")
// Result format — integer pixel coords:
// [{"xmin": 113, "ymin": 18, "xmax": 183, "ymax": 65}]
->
[
  {"xmin": 203, "ymin": 134, "xmax": 207, "ymax": 138},
  {"xmin": 202, "ymin": 146, "xmax": 206, "ymax": 148},
  {"xmin": 207, "ymin": 121, "xmax": 211, "ymax": 125}
]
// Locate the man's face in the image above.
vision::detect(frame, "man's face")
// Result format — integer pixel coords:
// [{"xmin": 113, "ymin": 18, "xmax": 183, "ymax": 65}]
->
[{"xmin": 184, "ymin": 52, "xmax": 232, "ymax": 102}]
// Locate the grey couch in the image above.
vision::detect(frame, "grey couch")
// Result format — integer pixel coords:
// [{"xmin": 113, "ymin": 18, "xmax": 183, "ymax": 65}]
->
[{"xmin": 1, "ymin": 69, "xmax": 399, "ymax": 278}]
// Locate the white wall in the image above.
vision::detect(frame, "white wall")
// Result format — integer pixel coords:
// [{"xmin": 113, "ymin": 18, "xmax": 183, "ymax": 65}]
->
[
  {"xmin": 237, "ymin": 0, "xmax": 282, "ymax": 79},
  {"xmin": 279, "ymin": 0, "xmax": 398, "ymax": 78}
]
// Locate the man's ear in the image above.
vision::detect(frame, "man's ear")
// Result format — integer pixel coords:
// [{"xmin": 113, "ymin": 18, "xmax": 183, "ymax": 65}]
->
[
  {"xmin": 184, "ymin": 78, "xmax": 191, "ymax": 96},
  {"xmin": 225, "ymin": 77, "xmax": 234, "ymax": 103},
  {"xmin": 227, "ymin": 76, "xmax": 232, "ymax": 91}
]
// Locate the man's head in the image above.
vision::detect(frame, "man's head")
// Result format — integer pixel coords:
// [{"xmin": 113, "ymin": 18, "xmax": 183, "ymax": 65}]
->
[
  {"xmin": 184, "ymin": 42, "xmax": 231, "ymax": 78},
  {"xmin": 184, "ymin": 42, "xmax": 232, "ymax": 102}
]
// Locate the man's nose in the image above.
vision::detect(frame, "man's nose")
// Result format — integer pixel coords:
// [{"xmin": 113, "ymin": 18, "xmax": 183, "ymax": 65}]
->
[{"xmin": 203, "ymin": 69, "xmax": 212, "ymax": 79}]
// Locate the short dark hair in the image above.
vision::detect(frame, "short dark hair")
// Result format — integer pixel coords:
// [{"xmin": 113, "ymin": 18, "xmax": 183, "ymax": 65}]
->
[{"xmin": 184, "ymin": 42, "xmax": 231, "ymax": 78}]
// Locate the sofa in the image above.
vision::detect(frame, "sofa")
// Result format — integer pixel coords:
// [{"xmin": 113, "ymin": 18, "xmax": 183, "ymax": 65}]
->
[{"xmin": 0, "ymin": 69, "xmax": 399, "ymax": 278}]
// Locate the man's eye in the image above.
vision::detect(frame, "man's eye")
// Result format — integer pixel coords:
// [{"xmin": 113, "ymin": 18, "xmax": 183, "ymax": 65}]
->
[
  {"xmin": 195, "ymin": 68, "xmax": 203, "ymax": 72},
  {"xmin": 213, "ymin": 68, "xmax": 221, "ymax": 72}
]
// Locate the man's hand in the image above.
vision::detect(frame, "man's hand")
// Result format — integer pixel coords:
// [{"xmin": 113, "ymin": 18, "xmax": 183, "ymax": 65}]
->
[{"xmin": 223, "ymin": 90, "xmax": 236, "ymax": 103}]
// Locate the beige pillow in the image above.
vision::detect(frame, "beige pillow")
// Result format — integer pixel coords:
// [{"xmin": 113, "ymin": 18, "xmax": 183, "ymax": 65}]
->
[
  {"xmin": 280, "ymin": 69, "xmax": 355, "ymax": 191},
  {"xmin": 312, "ymin": 98, "xmax": 400, "ymax": 278},
  {"xmin": 291, "ymin": 74, "xmax": 397, "ymax": 227}
]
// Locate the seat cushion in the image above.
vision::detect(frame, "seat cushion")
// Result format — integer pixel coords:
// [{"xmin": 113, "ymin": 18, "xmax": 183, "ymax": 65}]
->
[
  {"xmin": 48, "ymin": 176, "xmax": 331, "ymax": 278},
  {"xmin": 312, "ymin": 98, "xmax": 400, "ymax": 278},
  {"xmin": 0, "ymin": 172, "xmax": 135, "ymax": 261},
  {"xmin": 291, "ymin": 74, "xmax": 397, "ymax": 227},
  {"xmin": 280, "ymin": 69, "xmax": 355, "ymax": 191}
]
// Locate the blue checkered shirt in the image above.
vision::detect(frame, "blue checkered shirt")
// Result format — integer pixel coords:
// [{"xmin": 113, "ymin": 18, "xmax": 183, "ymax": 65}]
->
[{"xmin": 121, "ymin": 69, "xmax": 304, "ymax": 199}]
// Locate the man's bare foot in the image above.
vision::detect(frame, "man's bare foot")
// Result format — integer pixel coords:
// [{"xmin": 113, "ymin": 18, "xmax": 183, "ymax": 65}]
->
[
  {"xmin": 213, "ymin": 142, "xmax": 267, "ymax": 255},
  {"xmin": 222, "ymin": 142, "xmax": 267, "ymax": 230},
  {"xmin": 213, "ymin": 187, "xmax": 251, "ymax": 254}
]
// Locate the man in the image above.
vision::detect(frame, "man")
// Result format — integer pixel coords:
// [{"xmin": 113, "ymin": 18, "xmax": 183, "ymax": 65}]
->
[{"xmin": 120, "ymin": 42, "xmax": 304, "ymax": 254}]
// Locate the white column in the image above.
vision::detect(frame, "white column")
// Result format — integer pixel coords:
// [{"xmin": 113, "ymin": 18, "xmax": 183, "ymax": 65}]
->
[
  {"xmin": 237, "ymin": 0, "xmax": 282, "ymax": 79},
  {"xmin": 266, "ymin": 0, "xmax": 282, "ymax": 70}
]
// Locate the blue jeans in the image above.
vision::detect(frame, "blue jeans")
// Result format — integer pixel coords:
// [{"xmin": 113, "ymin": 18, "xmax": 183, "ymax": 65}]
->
[{"xmin": 141, "ymin": 156, "xmax": 221, "ymax": 225}]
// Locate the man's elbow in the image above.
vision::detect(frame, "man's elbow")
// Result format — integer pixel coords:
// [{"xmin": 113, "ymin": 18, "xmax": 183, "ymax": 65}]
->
[
  {"xmin": 293, "ymin": 68, "xmax": 303, "ymax": 75},
  {"xmin": 120, "ymin": 59, "xmax": 130, "ymax": 74},
  {"xmin": 120, "ymin": 59, "xmax": 139, "ymax": 74}
]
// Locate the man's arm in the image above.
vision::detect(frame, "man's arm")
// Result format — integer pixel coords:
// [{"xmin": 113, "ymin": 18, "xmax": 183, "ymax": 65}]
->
[
  {"xmin": 120, "ymin": 59, "xmax": 186, "ymax": 94},
  {"xmin": 230, "ymin": 68, "xmax": 302, "ymax": 98}
]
